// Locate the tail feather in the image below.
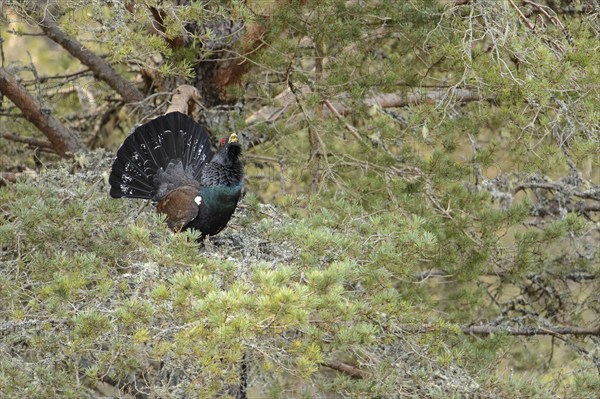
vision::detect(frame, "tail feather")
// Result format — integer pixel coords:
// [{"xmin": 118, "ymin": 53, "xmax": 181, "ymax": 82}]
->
[{"xmin": 109, "ymin": 112, "xmax": 214, "ymax": 199}]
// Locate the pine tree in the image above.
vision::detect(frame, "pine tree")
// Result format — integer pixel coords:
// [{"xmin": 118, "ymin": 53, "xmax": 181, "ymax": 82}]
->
[{"xmin": 1, "ymin": 0, "xmax": 598, "ymax": 397}]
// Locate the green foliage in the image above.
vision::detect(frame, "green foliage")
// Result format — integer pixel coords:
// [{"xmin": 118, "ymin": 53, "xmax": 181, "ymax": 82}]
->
[{"xmin": 1, "ymin": 0, "xmax": 599, "ymax": 397}]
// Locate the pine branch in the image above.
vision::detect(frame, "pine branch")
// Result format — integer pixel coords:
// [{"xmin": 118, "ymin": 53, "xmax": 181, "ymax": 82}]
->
[
  {"xmin": 0, "ymin": 67, "xmax": 83, "ymax": 156},
  {"xmin": 24, "ymin": 0, "xmax": 144, "ymax": 103},
  {"xmin": 147, "ymin": 5, "xmax": 187, "ymax": 48}
]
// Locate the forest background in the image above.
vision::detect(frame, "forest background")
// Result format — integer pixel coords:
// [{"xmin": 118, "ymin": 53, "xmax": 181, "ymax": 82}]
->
[{"xmin": 0, "ymin": 0, "xmax": 599, "ymax": 398}]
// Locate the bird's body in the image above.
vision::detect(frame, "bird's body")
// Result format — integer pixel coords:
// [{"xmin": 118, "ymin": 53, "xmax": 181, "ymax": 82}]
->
[{"xmin": 109, "ymin": 112, "xmax": 243, "ymax": 237}]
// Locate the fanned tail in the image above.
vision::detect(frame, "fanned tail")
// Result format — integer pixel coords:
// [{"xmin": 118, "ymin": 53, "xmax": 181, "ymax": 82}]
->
[{"xmin": 109, "ymin": 112, "xmax": 214, "ymax": 199}]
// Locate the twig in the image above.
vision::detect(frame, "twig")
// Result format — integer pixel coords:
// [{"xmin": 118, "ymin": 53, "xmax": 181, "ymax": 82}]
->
[
  {"xmin": 523, "ymin": 0, "xmax": 573, "ymax": 44},
  {"xmin": 244, "ymin": 154, "xmax": 280, "ymax": 163},
  {"xmin": 1, "ymin": 132, "xmax": 54, "ymax": 149},
  {"xmin": 513, "ymin": 181, "xmax": 600, "ymax": 201},
  {"xmin": 508, "ymin": 0, "xmax": 536, "ymax": 31},
  {"xmin": 416, "ymin": 269, "xmax": 451, "ymax": 281},
  {"xmin": 21, "ymin": 68, "xmax": 91, "ymax": 84},
  {"xmin": 324, "ymin": 99, "xmax": 368, "ymax": 146}
]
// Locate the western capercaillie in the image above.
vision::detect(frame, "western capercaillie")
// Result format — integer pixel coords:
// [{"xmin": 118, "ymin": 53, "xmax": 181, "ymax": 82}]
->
[{"xmin": 109, "ymin": 112, "xmax": 243, "ymax": 238}]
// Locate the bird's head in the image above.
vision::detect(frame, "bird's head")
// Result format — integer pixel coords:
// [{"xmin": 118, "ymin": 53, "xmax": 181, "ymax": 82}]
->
[{"xmin": 213, "ymin": 133, "xmax": 242, "ymax": 165}]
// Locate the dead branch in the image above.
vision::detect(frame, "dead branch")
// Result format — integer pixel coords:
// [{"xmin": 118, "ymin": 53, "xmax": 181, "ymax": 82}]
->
[
  {"xmin": 361, "ymin": 88, "xmax": 482, "ymax": 110},
  {"xmin": 401, "ymin": 323, "xmax": 600, "ymax": 337},
  {"xmin": 461, "ymin": 325, "xmax": 600, "ymax": 337},
  {"xmin": 324, "ymin": 99, "xmax": 367, "ymax": 145},
  {"xmin": 416, "ymin": 269, "xmax": 597, "ymax": 283},
  {"xmin": 565, "ymin": 271, "xmax": 596, "ymax": 282},
  {"xmin": 416, "ymin": 269, "xmax": 452, "ymax": 281},
  {"xmin": 456, "ymin": 0, "xmax": 599, "ymax": 14},
  {"xmin": 0, "ymin": 67, "xmax": 83, "ymax": 156},
  {"xmin": 21, "ymin": 68, "xmax": 91, "ymax": 84},
  {"xmin": 165, "ymin": 85, "xmax": 200, "ymax": 115},
  {"xmin": 246, "ymin": 87, "xmax": 482, "ymax": 125},
  {"xmin": 508, "ymin": 0, "xmax": 536, "ymax": 31},
  {"xmin": 512, "ymin": 179, "xmax": 600, "ymax": 217},
  {"xmin": 245, "ymin": 84, "xmax": 311, "ymax": 124},
  {"xmin": 23, "ymin": 0, "xmax": 144, "ymax": 103},
  {"xmin": 321, "ymin": 360, "xmax": 367, "ymax": 379},
  {"xmin": 513, "ymin": 181, "xmax": 600, "ymax": 201},
  {"xmin": 523, "ymin": 0, "xmax": 573, "ymax": 44},
  {"xmin": 1, "ymin": 132, "xmax": 54, "ymax": 149},
  {"xmin": 0, "ymin": 170, "xmax": 38, "ymax": 185}
]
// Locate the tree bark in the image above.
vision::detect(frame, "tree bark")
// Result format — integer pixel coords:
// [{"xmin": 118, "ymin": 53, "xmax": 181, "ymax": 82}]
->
[
  {"xmin": 0, "ymin": 67, "xmax": 84, "ymax": 156},
  {"xmin": 26, "ymin": 0, "xmax": 144, "ymax": 103},
  {"xmin": 192, "ymin": 20, "xmax": 265, "ymax": 106}
]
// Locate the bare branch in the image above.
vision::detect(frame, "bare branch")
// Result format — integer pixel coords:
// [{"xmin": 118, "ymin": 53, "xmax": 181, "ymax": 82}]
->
[
  {"xmin": 21, "ymin": 68, "xmax": 91, "ymax": 84},
  {"xmin": 320, "ymin": 360, "xmax": 367, "ymax": 379},
  {"xmin": 1, "ymin": 132, "xmax": 54, "ymax": 149},
  {"xmin": 360, "ymin": 88, "xmax": 482, "ymax": 111},
  {"xmin": 508, "ymin": 0, "xmax": 536, "ymax": 31},
  {"xmin": 460, "ymin": 325, "xmax": 600, "ymax": 337},
  {"xmin": 523, "ymin": 0, "xmax": 573, "ymax": 44},
  {"xmin": 247, "ymin": 87, "xmax": 483, "ymax": 124},
  {"xmin": 324, "ymin": 99, "xmax": 367, "ymax": 145},
  {"xmin": 0, "ymin": 67, "xmax": 83, "ymax": 156},
  {"xmin": 565, "ymin": 271, "xmax": 596, "ymax": 282},
  {"xmin": 416, "ymin": 269, "xmax": 452, "ymax": 281},
  {"xmin": 0, "ymin": 170, "xmax": 38, "ymax": 186},
  {"xmin": 401, "ymin": 323, "xmax": 600, "ymax": 337}
]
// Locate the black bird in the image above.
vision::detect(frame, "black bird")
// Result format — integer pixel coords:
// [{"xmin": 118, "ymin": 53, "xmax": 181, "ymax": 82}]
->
[{"xmin": 109, "ymin": 112, "xmax": 243, "ymax": 237}]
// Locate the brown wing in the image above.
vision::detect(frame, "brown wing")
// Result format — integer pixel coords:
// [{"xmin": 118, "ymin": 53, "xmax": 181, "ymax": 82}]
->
[{"xmin": 156, "ymin": 185, "xmax": 202, "ymax": 232}]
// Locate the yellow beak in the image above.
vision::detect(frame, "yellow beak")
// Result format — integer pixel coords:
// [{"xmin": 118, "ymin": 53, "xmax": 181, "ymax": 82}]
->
[{"xmin": 228, "ymin": 133, "xmax": 238, "ymax": 143}]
